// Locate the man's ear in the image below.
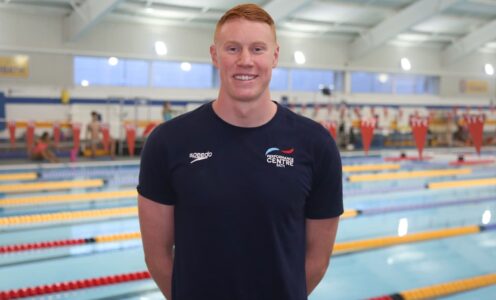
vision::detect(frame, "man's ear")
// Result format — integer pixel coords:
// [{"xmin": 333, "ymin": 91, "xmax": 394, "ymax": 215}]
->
[
  {"xmin": 210, "ymin": 44, "xmax": 218, "ymax": 68},
  {"xmin": 272, "ymin": 44, "xmax": 280, "ymax": 68}
]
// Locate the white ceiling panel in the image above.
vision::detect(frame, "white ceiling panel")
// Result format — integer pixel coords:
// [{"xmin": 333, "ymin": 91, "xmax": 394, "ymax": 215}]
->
[{"xmin": 0, "ymin": 0, "xmax": 494, "ymax": 64}]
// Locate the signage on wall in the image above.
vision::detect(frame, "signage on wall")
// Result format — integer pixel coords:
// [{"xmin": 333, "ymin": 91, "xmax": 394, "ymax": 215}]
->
[
  {"xmin": 459, "ymin": 79, "xmax": 489, "ymax": 94},
  {"xmin": 0, "ymin": 55, "xmax": 29, "ymax": 78}
]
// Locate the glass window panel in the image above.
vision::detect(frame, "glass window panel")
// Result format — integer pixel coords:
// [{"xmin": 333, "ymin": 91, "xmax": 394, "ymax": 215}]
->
[
  {"xmin": 372, "ymin": 74, "xmax": 393, "ymax": 93},
  {"xmin": 124, "ymin": 60, "xmax": 149, "ymax": 87},
  {"xmin": 291, "ymin": 69, "xmax": 334, "ymax": 92},
  {"xmin": 351, "ymin": 72, "xmax": 373, "ymax": 93},
  {"xmin": 74, "ymin": 56, "xmax": 149, "ymax": 87},
  {"xmin": 270, "ymin": 67, "xmax": 289, "ymax": 91},
  {"xmin": 394, "ymin": 74, "xmax": 417, "ymax": 94},
  {"xmin": 152, "ymin": 61, "xmax": 213, "ymax": 88}
]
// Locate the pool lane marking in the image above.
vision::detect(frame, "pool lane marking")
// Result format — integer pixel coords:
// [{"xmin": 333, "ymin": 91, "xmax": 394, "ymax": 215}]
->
[
  {"xmin": 0, "ymin": 189, "xmax": 137, "ymax": 206},
  {"xmin": 369, "ymin": 273, "xmax": 496, "ymax": 300},
  {"xmin": 343, "ymin": 164, "xmax": 401, "ymax": 173},
  {"xmin": 3, "ymin": 224, "xmax": 494, "ymax": 256},
  {"xmin": 348, "ymin": 168, "xmax": 472, "ymax": 182},
  {"xmin": 427, "ymin": 177, "xmax": 496, "ymax": 189},
  {"xmin": 0, "ymin": 271, "xmax": 151, "ymax": 299},
  {"xmin": 0, "ymin": 179, "xmax": 104, "ymax": 193},
  {"xmin": 333, "ymin": 225, "xmax": 481, "ymax": 255},
  {"xmin": 0, "ymin": 173, "xmax": 38, "ymax": 181},
  {"xmin": 0, "ymin": 207, "xmax": 137, "ymax": 226}
]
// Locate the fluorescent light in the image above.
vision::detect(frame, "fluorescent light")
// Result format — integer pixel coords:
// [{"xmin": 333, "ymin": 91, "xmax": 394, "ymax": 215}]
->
[
  {"xmin": 400, "ymin": 57, "xmax": 411, "ymax": 71},
  {"xmin": 397, "ymin": 218, "xmax": 408, "ymax": 237},
  {"xmin": 485, "ymin": 63, "xmax": 494, "ymax": 76},
  {"xmin": 108, "ymin": 57, "xmax": 118, "ymax": 66},
  {"xmin": 180, "ymin": 62, "xmax": 191, "ymax": 72},
  {"xmin": 81, "ymin": 80, "xmax": 89, "ymax": 87},
  {"xmin": 145, "ymin": 7, "xmax": 154, "ymax": 13},
  {"xmin": 482, "ymin": 210, "xmax": 491, "ymax": 224},
  {"xmin": 378, "ymin": 73, "xmax": 389, "ymax": 83},
  {"xmin": 155, "ymin": 41, "xmax": 167, "ymax": 56},
  {"xmin": 294, "ymin": 51, "xmax": 306, "ymax": 65}
]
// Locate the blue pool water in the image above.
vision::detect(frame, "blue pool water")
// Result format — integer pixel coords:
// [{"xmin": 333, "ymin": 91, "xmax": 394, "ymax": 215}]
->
[{"xmin": 0, "ymin": 154, "xmax": 495, "ymax": 300}]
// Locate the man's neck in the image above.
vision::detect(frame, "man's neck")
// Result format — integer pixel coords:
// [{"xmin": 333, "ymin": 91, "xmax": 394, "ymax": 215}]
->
[{"xmin": 212, "ymin": 97, "xmax": 277, "ymax": 128}]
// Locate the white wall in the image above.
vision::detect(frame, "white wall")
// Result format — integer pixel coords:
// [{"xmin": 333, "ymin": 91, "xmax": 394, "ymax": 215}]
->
[{"xmin": 0, "ymin": 9, "xmax": 495, "ymax": 129}]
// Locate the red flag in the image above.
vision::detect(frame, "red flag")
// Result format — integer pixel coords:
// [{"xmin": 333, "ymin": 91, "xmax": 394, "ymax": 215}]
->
[
  {"xmin": 26, "ymin": 121, "xmax": 35, "ymax": 150},
  {"xmin": 101, "ymin": 123, "xmax": 110, "ymax": 153},
  {"xmin": 410, "ymin": 116, "xmax": 429, "ymax": 159},
  {"xmin": 8, "ymin": 121, "xmax": 16, "ymax": 148},
  {"xmin": 360, "ymin": 118, "xmax": 376, "ymax": 155},
  {"xmin": 126, "ymin": 124, "xmax": 136, "ymax": 156},
  {"xmin": 53, "ymin": 122, "xmax": 61, "ymax": 148},
  {"xmin": 383, "ymin": 107, "xmax": 388, "ymax": 118},
  {"xmin": 143, "ymin": 122, "xmax": 157, "ymax": 137},
  {"xmin": 464, "ymin": 114, "xmax": 485, "ymax": 155},
  {"xmin": 72, "ymin": 123, "xmax": 81, "ymax": 152},
  {"xmin": 321, "ymin": 120, "xmax": 337, "ymax": 140}
]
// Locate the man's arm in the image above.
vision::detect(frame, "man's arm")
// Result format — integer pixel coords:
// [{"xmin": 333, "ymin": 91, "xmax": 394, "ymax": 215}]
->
[
  {"xmin": 138, "ymin": 194, "xmax": 175, "ymax": 300},
  {"xmin": 305, "ymin": 217, "xmax": 340, "ymax": 295}
]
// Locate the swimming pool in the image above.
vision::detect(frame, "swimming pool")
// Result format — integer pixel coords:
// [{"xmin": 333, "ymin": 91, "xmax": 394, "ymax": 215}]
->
[{"xmin": 1, "ymin": 150, "xmax": 495, "ymax": 300}]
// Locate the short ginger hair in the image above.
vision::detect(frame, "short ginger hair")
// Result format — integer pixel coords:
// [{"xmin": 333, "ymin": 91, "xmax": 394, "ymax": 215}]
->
[{"xmin": 214, "ymin": 3, "xmax": 277, "ymax": 42}]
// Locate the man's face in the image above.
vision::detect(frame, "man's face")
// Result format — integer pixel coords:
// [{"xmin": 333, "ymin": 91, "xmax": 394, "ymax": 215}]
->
[{"xmin": 210, "ymin": 18, "xmax": 279, "ymax": 103}]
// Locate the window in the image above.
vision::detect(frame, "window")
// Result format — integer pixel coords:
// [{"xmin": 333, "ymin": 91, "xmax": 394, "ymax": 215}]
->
[
  {"xmin": 270, "ymin": 67, "xmax": 289, "ymax": 91},
  {"xmin": 152, "ymin": 61, "xmax": 213, "ymax": 88},
  {"xmin": 291, "ymin": 69, "xmax": 334, "ymax": 92},
  {"xmin": 74, "ymin": 56, "xmax": 149, "ymax": 87},
  {"xmin": 351, "ymin": 71, "xmax": 439, "ymax": 95}
]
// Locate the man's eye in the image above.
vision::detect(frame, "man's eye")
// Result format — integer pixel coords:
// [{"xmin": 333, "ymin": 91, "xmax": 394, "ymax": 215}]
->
[{"xmin": 227, "ymin": 47, "xmax": 238, "ymax": 52}]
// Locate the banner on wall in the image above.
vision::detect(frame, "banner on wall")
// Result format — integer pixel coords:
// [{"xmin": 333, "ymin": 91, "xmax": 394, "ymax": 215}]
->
[
  {"xmin": 0, "ymin": 56, "xmax": 29, "ymax": 78},
  {"xmin": 459, "ymin": 79, "xmax": 489, "ymax": 94}
]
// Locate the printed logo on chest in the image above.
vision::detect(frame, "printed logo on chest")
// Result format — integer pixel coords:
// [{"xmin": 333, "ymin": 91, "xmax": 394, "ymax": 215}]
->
[
  {"xmin": 189, "ymin": 151, "xmax": 213, "ymax": 164},
  {"xmin": 265, "ymin": 147, "xmax": 295, "ymax": 168}
]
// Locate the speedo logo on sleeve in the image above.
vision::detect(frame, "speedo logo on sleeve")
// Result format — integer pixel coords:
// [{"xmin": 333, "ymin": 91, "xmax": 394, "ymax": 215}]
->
[
  {"xmin": 265, "ymin": 147, "xmax": 294, "ymax": 168},
  {"xmin": 189, "ymin": 151, "xmax": 213, "ymax": 164}
]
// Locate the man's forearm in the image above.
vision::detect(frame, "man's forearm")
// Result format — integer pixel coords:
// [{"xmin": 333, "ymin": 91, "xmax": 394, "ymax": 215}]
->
[
  {"xmin": 305, "ymin": 257, "xmax": 329, "ymax": 295},
  {"xmin": 146, "ymin": 255, "xmax": 174, "ymax": 300}
]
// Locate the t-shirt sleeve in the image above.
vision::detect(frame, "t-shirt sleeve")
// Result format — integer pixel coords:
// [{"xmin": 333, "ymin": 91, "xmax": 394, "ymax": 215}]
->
[
  {"xmin": 137, "ymin": 126, "xmax": 176, "ymax": 205},
  {"xmin": 305, "ymin": 132, "xmax": 343, "ymax": 219}
]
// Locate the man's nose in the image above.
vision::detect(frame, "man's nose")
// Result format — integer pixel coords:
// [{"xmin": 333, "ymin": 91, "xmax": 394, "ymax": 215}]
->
[{"xmin": 237, "ymin": 49, "xmax": 253, "ymax": 66}]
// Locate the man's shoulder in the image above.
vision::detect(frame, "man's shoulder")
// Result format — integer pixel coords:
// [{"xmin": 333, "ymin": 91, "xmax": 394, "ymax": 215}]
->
[{"xmin": 278, "ymin": 105, "xmax": 329, "ymax": 137}]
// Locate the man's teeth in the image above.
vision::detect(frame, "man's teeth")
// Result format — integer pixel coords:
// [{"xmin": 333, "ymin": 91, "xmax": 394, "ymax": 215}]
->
[{"xmin": 234, "ymin": 75, "xmax": 256, "ymax": 81}]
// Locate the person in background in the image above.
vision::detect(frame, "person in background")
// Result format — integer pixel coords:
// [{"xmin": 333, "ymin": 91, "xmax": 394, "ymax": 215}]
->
[
  {"xmin": 137, "ymin": 4, "xmax": 343, "ymax": 300},
  {"xmin": 86, "ymin": 111, "xmax": 115, "ymax": 158},
  {"xmin": 162, "ymin": 101, "xmax": 173, "ymax": 122},
  {"xmin": 30, "ymin": 131, "xmax": 59, "ymax": 163}
]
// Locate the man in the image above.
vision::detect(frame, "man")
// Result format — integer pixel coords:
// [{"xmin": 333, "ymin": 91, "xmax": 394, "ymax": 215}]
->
[{"xmin": 137, "ymin": 4, "xmax": 343, "ymax": 300}]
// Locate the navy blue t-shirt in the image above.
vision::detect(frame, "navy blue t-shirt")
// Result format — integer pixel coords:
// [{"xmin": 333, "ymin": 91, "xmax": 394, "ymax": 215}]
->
[{"xmin": 138, "ymin": 102, "xmax": 343, "ymax": 300}]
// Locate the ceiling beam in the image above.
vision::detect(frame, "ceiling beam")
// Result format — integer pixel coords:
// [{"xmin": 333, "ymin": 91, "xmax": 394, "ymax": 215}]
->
[
  {"xmin": 64, "ymin": 0, "xmax": 124, "ymax": 41},
  {"xmin": 349, "ymin": 0, "xmax": 463, "ymax": 60},
  {"xmin": 443, "ymin": 19, "xmax": 496, "ymax": 64},
  {"xmin": 263, "ymin": 0, "xmax": 313, "ymax": 23}
]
